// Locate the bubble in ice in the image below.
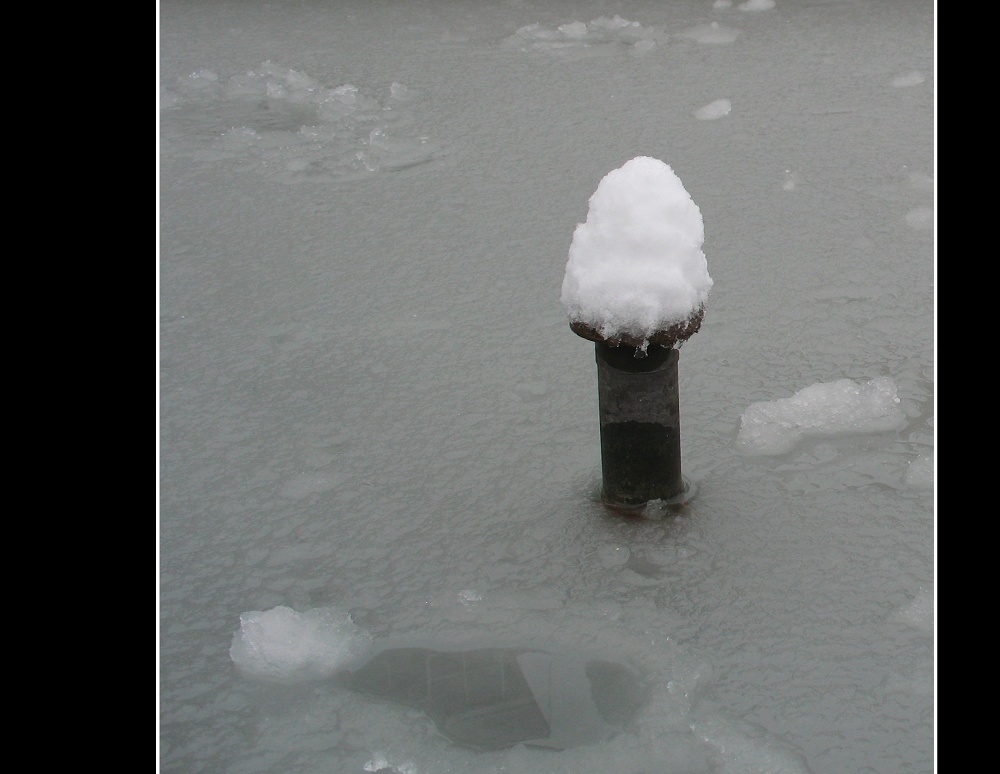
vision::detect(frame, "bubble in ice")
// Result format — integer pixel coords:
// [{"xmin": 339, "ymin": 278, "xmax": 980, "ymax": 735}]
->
[
  {"xmin": 735, "ymin": 377, "xmax": 908, "ymax": 455},
  {"xmin": 229, "ymin": 605, "xmax": 373, "ymax": 682},
  {"xmin": 739, "ymin": 0, "xmax": 777, "ymax": 11}
]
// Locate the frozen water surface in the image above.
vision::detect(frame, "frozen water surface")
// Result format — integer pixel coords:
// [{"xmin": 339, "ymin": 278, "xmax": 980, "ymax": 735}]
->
[{"xmin": 159, "ymin": 1, "xmax": 935, "ymax": 772}]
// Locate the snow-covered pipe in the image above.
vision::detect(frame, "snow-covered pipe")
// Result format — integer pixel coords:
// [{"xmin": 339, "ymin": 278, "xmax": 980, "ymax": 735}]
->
[{"xmin": 562, "ymin": 156, "xmax": 711, "ymax": 507}]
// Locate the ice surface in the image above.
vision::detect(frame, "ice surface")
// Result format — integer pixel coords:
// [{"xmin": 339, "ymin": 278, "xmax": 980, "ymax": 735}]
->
[
  {"xmin": 905, "ymin": 206, "xmax": 934, "ymax": 229},
  {"xmin": 693, "ymin": 715, "xmax": 812, "ymax": 774},
  {"xmin": 904, "ymin": 454, "xmax": 934, "ymax": 489},
  {"xmin": 561, "ymin": 156, "xmax": 713, "ymax": 348},
  {"xmin": 160, "ymin": 1, "xmax": 934, "ymax": 771},
  {"xmin": 892, "ymin": 586, "xmax": 934, "ymax": 634},
  {"xmin": 736, "ymin": 377, "xmax": 908, "ymax": 455},
  {"xmin": 229, "ymin": 605, "xmax": 373, "ymax": 682},
  {"xmin": 891, "ymin": 71, "xmax": 926, "ymax": 88}
]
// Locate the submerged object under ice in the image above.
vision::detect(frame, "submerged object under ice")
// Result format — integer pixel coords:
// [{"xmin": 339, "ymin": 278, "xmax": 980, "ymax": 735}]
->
[{"xmin": 337, "ymin": 640, "xmax": 651, "ymax": 751}]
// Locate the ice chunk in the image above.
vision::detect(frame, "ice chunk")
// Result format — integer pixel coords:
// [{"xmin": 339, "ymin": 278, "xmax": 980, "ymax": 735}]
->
[
  {"xmin": 229, "ymin": 605, "xmax": 373, "ymax": 682},
  {"xmin": 736, "ymin": 377, "xmax": 907, "ymax": 455}
]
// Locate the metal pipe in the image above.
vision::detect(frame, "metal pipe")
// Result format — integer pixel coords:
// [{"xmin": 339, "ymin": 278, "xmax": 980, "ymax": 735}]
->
[{"xmin": 595, "ymin": 342, "xmax": 683, "ymax": 506}]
